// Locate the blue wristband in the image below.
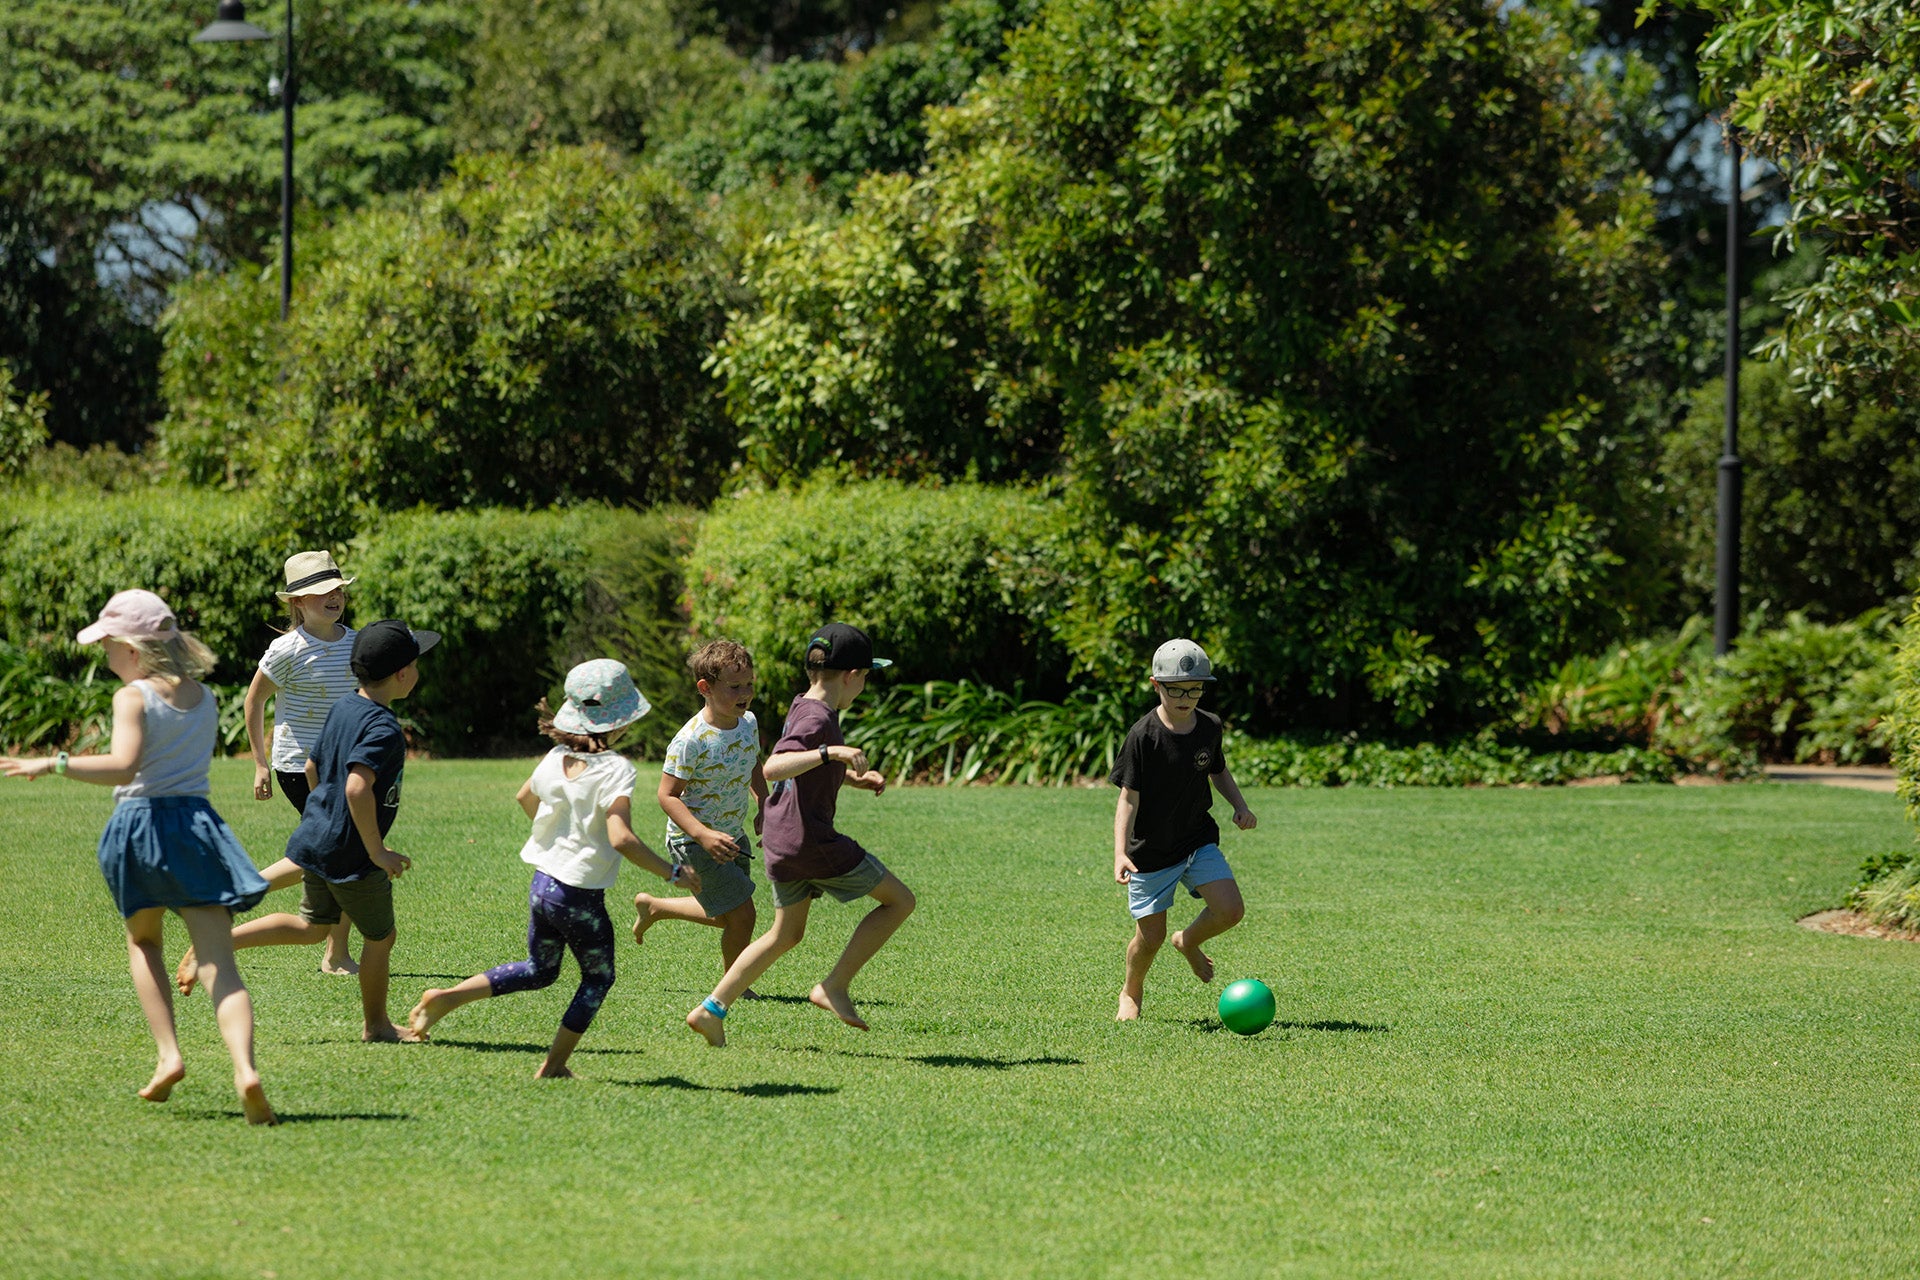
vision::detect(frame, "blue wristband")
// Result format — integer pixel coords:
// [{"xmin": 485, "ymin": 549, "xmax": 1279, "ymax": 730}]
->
[{"xmin": 701, "ymin": 996, "xmax": 728, "ymax": 1019}]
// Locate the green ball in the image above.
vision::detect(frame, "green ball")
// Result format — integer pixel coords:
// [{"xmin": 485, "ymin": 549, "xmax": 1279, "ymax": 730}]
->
[{"xmin": 1217, "ymin": 978, "xmax": 1276, "ymax": 1036}]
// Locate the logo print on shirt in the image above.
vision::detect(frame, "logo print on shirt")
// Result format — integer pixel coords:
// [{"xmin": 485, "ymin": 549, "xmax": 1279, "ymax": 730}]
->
[{"xmin": 1193, "ymin": 749, "xmax": 1213, "ymax": 773}]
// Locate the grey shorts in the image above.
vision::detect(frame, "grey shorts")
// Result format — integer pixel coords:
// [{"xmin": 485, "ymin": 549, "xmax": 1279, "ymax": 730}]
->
[
  {"xmin": 667, "ymin": 833, "xmax": 757, "ymax": 919},
  {"xmin": 770, "ymin": 853, "xmax": 889, "ymax": 910},
  {"xmin": 298, "ymin": 868, "xmax": 395, "ymax": 941}
]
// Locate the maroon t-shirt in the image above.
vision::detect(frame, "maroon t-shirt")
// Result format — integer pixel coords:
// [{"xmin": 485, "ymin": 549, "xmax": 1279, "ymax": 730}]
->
[{"xmin": 762, "ymin": 696, "xmax": 868, "ymax": 882}]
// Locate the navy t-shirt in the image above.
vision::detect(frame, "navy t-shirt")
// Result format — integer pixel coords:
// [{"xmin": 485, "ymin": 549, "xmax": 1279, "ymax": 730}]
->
[
  {"xmin": 1109, "ymin": 708, "xmax": 1226, "ymax": 873},
  {"xmin": 284, "ymin": 692, "xmax": 407, "ymax": 882}
]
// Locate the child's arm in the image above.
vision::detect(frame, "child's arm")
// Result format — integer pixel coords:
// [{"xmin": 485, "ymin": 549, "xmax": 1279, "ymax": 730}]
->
[
  {"xmin": 304, "ymin": 757, "xmax": 318, "ymax": 792},
  {"xmin": 750, "ymin": 758, "xmax": 768, "ymax": 835},
  {"xmin": 1211, "ymin": 767, "xmax": 1257, "ymax": 830},
  {"xmin": 1, "ymin": 683, "xmax": 145, "ymax": 786},
  {"xmin": 345, "ymin": 764, "xmax": 411, "ymax": 879},
  {"xmin": 607, "ymin": 797, "xmax": 702, "ymax": 894},
  {"xmin": 763, "ymin": 743, "xmax": 869, "ymax": 782},
  {"xmin": 245, "ymin": 669, "xmax": 279, "ymax": 800},
  {"xmin": 1113, "ymin": 786, "xmax": 1141, "ymax": 883},
  {"xmin": 657, "ymin": 772, "xmax": 740, "ymax": 861},
  {"xmin": 515, "ymin": 777, "xmax": 539, "ymax": 820}
]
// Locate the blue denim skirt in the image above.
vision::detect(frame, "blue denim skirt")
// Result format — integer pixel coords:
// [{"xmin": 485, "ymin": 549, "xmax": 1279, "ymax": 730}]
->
[{"xmin": 98, "ymin": 797, "xmax": 270, "ymax": 918}]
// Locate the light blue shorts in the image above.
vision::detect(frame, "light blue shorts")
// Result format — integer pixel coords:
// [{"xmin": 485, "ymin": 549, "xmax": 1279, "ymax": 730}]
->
[{"xmin": 1126, "ymin": 843, "xmax": 1234, "ymax": 919}]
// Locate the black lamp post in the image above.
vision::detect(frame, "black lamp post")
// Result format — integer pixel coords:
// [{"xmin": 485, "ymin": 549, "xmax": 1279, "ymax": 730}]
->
[
  {"xmin": 1714, "ymin": 128, "xmax": 1743, "ymax": 657},
  {"xmin": 195, "ymin": 0, "xmax": 292, "ymax": 321}
]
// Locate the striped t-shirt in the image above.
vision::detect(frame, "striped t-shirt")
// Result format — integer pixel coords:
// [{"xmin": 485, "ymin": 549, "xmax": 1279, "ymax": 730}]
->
[{"xmin": 259, "ymin": 625, "xmax": 358, "ymax": 772}]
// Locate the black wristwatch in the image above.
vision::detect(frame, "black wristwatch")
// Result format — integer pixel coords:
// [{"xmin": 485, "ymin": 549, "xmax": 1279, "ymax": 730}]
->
[{"xmin": 819, "ymin": 744, "xmax": 831, "ymax": 767}]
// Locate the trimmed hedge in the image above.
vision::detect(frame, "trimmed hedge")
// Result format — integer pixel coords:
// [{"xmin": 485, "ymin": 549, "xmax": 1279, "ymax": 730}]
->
[{"xmin": 685, "ymin": 477, "xmax": 1070, "ymax": 701}]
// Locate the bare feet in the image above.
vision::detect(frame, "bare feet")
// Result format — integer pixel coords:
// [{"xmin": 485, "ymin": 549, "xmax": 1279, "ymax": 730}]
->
[
  {"xmin": 809, "ymin": 983, "xmax": 869, "ymax": 1031},
  {"xmin": 1170, "ymin": 930, "xmax": 1215, "ymax": 982},
  {"xmin": 534, "ymin": 1062, "xmax": 573, "ymax": 1079},
  {"xmin": 173, "ymin": 948, "xmax": 198, "ymax": 997},
  {"xmin": 632, "ymin": 893, "xmax": 658, "ymax": 946},
  {"xmin": 686, "ymin": 1006, "xmax": 726, "ymax": 1048},
  {"xmin": 364, "ymin": 1021, "xmax": 424, "ymax": 1044},
  {"xmin": 319, "ymin": 953, "xmax": 360, "ymax": 977},
  {"xmin": 407, "ymin": 989, "xmax": 451, "ymax": 1041},
  {"xmin": 237, "ymin": 1072, "xmax": 278, "ymax": 1126},
  {"xmin": 1115, "ymin": 994, "xmax": 1142, "ymax": 1022},
  {"xmin": 139, "ymin": 1058, "xmax": 185, "ymax": 1102}
]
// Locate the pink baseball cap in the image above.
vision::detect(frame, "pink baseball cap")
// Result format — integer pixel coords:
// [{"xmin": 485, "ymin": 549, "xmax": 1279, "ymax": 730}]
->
[{"xmin": 76, "ymin": 590, "xmax": 180, "ymax": 645}]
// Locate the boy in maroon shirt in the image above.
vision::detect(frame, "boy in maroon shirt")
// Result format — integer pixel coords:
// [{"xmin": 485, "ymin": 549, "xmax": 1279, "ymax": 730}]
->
[{"xmin": 686, "ymin": 624, "xmax": 915, "ymax": 1047}]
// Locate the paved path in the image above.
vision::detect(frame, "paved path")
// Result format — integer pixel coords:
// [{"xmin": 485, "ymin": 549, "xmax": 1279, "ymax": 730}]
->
[{"xmin": 1763, "ymin": 764, "xmax": 1898, "ymax": 793}]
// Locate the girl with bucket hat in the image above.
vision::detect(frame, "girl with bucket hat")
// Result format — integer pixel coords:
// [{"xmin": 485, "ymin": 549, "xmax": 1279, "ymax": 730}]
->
[
  {"xmin": 406, "ymin": 660, "xmax": 698, "ymax": 1078},
  {"xmin": 1, "ymin": 590, "xmax": 278, "ymax": 1123},
  {"xmin": 245, "ymin": 551, "xmax": 363, "ymax": 975}
]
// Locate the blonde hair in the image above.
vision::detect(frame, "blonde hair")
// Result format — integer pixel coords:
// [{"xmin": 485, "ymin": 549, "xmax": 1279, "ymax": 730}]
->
[
  {"xmin": 285, "ymin": 590, "xmax": 348, "ymax": 634},
  {"xmin": 124, "ymin": 631, "xmax": 219, "ymax": 681}
]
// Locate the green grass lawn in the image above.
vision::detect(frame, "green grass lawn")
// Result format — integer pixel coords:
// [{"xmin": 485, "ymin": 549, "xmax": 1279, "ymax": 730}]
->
[{"xmin": 4, "ymin": 761, "xmax": 1920, "ymax": 1278}]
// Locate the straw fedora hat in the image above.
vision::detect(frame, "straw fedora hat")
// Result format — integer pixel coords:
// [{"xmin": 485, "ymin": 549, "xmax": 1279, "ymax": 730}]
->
[{"xmin": 275, "ymin": 550, "xmax": 356, "ymax": 600}]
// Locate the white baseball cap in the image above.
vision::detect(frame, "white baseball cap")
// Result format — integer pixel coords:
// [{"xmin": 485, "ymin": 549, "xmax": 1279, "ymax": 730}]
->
[{"xmin": 1151, "ymin": 638, "xmax": 1215, "ymax": 683}]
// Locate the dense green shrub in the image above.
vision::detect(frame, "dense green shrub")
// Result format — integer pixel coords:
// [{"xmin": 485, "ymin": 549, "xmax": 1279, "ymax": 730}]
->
[
  {"xmin": 0, "ymin": 364, "xmax": 48, "ymax": 477},
  {"xmin": 0, "ymin": 642, "xmax": 248, "ymax": 755},
  {"xmin": 159, "ymin": 147, "xmax": 736, "ymax": 513},
  {"xmin": 0, "ymin": 490, "xmax": 300, "ymax": 678},
  {"xmin": 684, "ymin": 477, "xmax": 1069, "ymax": 701},
  {"xmin": 354, "ymin": 503, "xmax": 702, "ymax": 754},
  {"xmin": 1893, "ymin": 598, "xmax": 1920, "ymax": 827},
  {"xmin": 1659, "ymin": 361, "xmax": 1920, "ymax": 618},
  {"xmin": 713, "ymin": 0, "xmax": 1666, "ymax": 730}
]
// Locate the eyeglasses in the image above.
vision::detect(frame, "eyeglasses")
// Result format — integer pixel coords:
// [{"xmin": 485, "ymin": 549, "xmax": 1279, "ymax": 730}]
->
[{"xmin": 1160, "ymin": 685, "xmax": 1205, "ymax": 700}]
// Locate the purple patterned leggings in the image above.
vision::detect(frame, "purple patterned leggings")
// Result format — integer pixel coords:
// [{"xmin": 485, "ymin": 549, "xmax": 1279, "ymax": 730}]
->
[{"xmin": 485, "ymin": 871, "xmax": 616, "ymax": 1034}]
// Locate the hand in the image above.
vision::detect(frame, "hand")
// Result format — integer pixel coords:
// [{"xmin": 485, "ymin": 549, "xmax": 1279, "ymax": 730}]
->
[
  {"xmin": 1114, "ymin": 853, "xmax": 1137, "ymax": 884},
  {"xmin": 696, "ymin": 828, "xmax": 740, "ymax": 862},
  {"xmin": 0, "ymin": 757, "xmax": 47, "ymax": 781},
  {"xmin": 754, "ymin": 807, "xmax": 764, "ymax": 836},
  {"xmin": 371, "ymin": 846, "xmax": 412, "ymax": 880},
  {"xmin": 1232, "ymin": 807, "xmax": 1257, "ymax": 831},
  {"xmin": 848, "ymin": 769, "xmax": 885, "ymax": 795},
  {"xmin": 670, "ymin": 864, "xmax": 704, "ymax": 895},
  {"xmin": 830, "ymin": 745, "xmax": 871, "ymax": 775},
  {"xmin": 253, "ymin": 764, "xmax": 273, "ymax": 801}
]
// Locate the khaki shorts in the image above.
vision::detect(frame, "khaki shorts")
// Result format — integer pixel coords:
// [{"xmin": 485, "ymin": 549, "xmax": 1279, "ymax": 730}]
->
[
  {"xmin": 770, "ymin": 853, "xmax": 888, "ymax": 910},
  {"xmin": 299, "ymin": 868, "xmax": 395, "ymax": 941},
  {"xmin": 667, "ymin": 833, "xmax": 756, "ymax": 919}
]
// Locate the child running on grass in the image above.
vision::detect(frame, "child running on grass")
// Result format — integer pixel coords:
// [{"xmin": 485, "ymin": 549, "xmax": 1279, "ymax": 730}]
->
[
  {"xmin": 687, "ymin": 623, "xmax": 914, "ymax": 1047},
  {"xmin": 177, "ymin": 619, "xmax": 436, "ymax": 1043},
  {"xmin": 633, "ymin": 640, "xmax": 767, "ymax": 985},
  {"xmin": 408, "ymin": 661, "xmax": 698, "ymax": 1077},
  {"xmin": 245, "ymin": 551, "xmax": 361, "ymax": 975},
  {"xmin": 1111, "ymin": 639, "xmax": 1257, "ymax": 1022},
  {"xmin": 1, "ymin": 590, "xmax": 277, "ymax": 1123}
]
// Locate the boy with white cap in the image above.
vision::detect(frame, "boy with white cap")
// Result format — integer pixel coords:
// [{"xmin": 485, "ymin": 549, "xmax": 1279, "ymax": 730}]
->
[{"xmin": 1110, "ymin": 638, "xmax": 1257, "ymax": 1022}]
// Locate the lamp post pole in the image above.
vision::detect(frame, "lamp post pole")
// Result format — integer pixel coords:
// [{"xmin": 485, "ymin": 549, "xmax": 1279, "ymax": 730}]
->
[
  {"xmin": 194, "ymin": 0, "xmax": 291, "ymax": 319},
  {"xmin": 1714, "ymin": 128, "xmax": 1743, "ymax": 657}
]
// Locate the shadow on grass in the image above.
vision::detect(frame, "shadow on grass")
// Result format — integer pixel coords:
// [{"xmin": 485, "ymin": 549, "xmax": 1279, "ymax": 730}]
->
[
  {"xmin": 389, "ymin": 972, "xmax": 470, "ymax": 981},
  {"xmin": 606, "ymin": 1075, "xmax": 839, "ymax": 1099},
  {"xmin": 657, "ymin": 990, "xmax": 894, "ymax": 1009},
  {"xmin": 424, "ymin": 1037, "xmax": 649, "ymax": 1057},
  {"xmin": 782, "ymin": 1047, "xmax": 1082, "ymax": 1071},
  {"xmin": 171, "ymin": 1108, "xmax": 409, "ymax": 1123},
  {"xmin": 1188, "ymin": 1017, "xmax": 1390, "ymax": 1035}
]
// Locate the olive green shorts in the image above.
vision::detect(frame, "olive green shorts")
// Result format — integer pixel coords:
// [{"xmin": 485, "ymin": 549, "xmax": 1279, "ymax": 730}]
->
[
  {"xmin": 298, "ymin": 868, "xmax": 395, "ymax": 942},
  {"xmin": 769, "ymin": 854, "xmax": 888, "ymax": 910}
]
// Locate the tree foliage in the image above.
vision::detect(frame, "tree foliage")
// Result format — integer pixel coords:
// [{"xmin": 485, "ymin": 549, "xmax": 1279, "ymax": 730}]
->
[
  {"xmin": 158, "ymin": 147, "xmax": 736, "ymax": 513},
  {"xmin": 1691, "ymin": 0, "xmax": 1920, "ymax": 401},
  {"xmin": 715, "ymin": 0, "xmax": 1665, "ymax": 729}
]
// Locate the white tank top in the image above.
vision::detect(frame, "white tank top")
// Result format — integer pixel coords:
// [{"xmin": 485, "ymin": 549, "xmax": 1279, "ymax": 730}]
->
[{"xmin": 114, "ymin": 680, "xmax": 216, "ymax": 802}]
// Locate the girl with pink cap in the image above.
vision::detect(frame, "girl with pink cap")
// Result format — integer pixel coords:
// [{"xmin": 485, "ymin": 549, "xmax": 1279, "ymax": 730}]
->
[{"xmin": 1, "ymin": 590, "xmax": 278, "ymax": 1124}]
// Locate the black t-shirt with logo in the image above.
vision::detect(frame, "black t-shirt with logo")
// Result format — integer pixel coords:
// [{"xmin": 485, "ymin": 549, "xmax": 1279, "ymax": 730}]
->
[
  {"xmin": 284, "ymin": 692, "xmax": 406, "ymax": 883},
  {"xmin": 1109, "ymin": 708, "xmax": 1226, "ymax": 873}
]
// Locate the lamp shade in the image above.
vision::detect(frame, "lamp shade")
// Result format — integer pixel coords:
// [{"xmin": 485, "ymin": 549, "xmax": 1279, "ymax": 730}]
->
[{"xmin": 194, "ymin": 0, "xmax": 270, "ymax": 42}]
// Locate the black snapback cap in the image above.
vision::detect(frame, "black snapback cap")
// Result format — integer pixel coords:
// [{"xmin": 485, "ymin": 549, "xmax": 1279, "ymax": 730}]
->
[
  {"xmin": 351, "ymin": 619, "xmax": 442, "ymax": 683},
  {"xmin": 805, "ymin": 622, "xmax": 892, "ymax": 672}
]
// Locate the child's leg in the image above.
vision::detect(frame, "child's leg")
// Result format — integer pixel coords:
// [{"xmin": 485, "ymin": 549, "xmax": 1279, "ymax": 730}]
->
[
  {"xmin": 1170, "ymin": 878, "xmax": 1245, "ymax": 984},
  {"xmin": 258, "ymin": 858, "xmax": 357, "ymax": 973},
  {"xmin": 123, "ymin": 907, "xmax": 184, "ymax": 1101},
  {"xmin": 541, "ymin": 897, "xmax": 617, "ymax": 1079},
  {"xmin": 812, "ymin": 874, "xmax": 916, "ymax": 1030},
  {"xmin": 177, "ymin": 906, "xmax": 276, "ymax": 1125},
  {"xmin": 686, "ymin": 901, "xmax": 811, "ymax": 1047},
  {"xmin": 1118, "ymin": 910, "xmax": 1168, "ymax": 1021},
  {"xmin": 415, "ymin": 883, "xmax": 567, "ymax": 1038},
  {"xmin": 405, "ymin": 973, "xmax": 493, "ymax": 1040},
  {"xmin": 633, "ymin": 894, "xmax": 758, "ymax": 988},
  {"xmin": 356, "ymin": 929, "xmax": 417, "ymax": 1042},
  {"xmin": 718, "ymin": 900, "xmax": 757, "ymax": 974},
  {"xmin": 177, "ymin": 910, "xmax": 331, "ymax": 995}
]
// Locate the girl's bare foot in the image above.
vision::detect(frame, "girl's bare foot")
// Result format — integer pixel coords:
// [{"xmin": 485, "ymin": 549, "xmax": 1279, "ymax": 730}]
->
[
  {"xmin": 1115, "ymin": 994, "xmax": 1142, "ymax": 1022},
  {"xmin": 686, "ymin": 1006, "xmax": 725, "ymax": 1047},
  {"xmin": 139, "ymin": 1058, "xmax": 186, "ymax": 1102},
  {"xmin": 1170, "ymin": 931, "xmax": 1214, "ymax": 982},
  {"xmin": 364, "ymin": 1021, "xmax": 424, "ymax": 1044},
  {"xmin": 407, "ymin": 989, "xmax": 451, "ymax": 1041},
  {"xmin": 534, "ymin": 1062, "xmax": 573, "ymax": 1079},
  {"xmin": 809, "ymin": 983, "xmax": 868, "ymax": 1031},
  {"xmin": 632, "ymin": 893, "xmax": 658, "ymax": 946},
  {"xmin": 173, "ymin": 948, "xmax": 198, "ymax": 997},
  {"xmin": 237, "ymin": 1073, "xmax": 278, "ymax": 1125},
  {"xmin": 319, "ymin": 953, "xmax": 360, "ymax": 977}
]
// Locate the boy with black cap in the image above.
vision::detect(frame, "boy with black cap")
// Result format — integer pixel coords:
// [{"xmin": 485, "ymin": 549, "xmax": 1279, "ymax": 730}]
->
[
  {"xmin": 1111, "ymin": 638, "xmax": 1257, "ymax": 1022},
  {"xmin": 179, "ymin": 619, "xmax": 438, "ymax": 1042},
  {"xmin": 686, "ymin": 623, "xmax": 914, "ymax": 1047}
]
